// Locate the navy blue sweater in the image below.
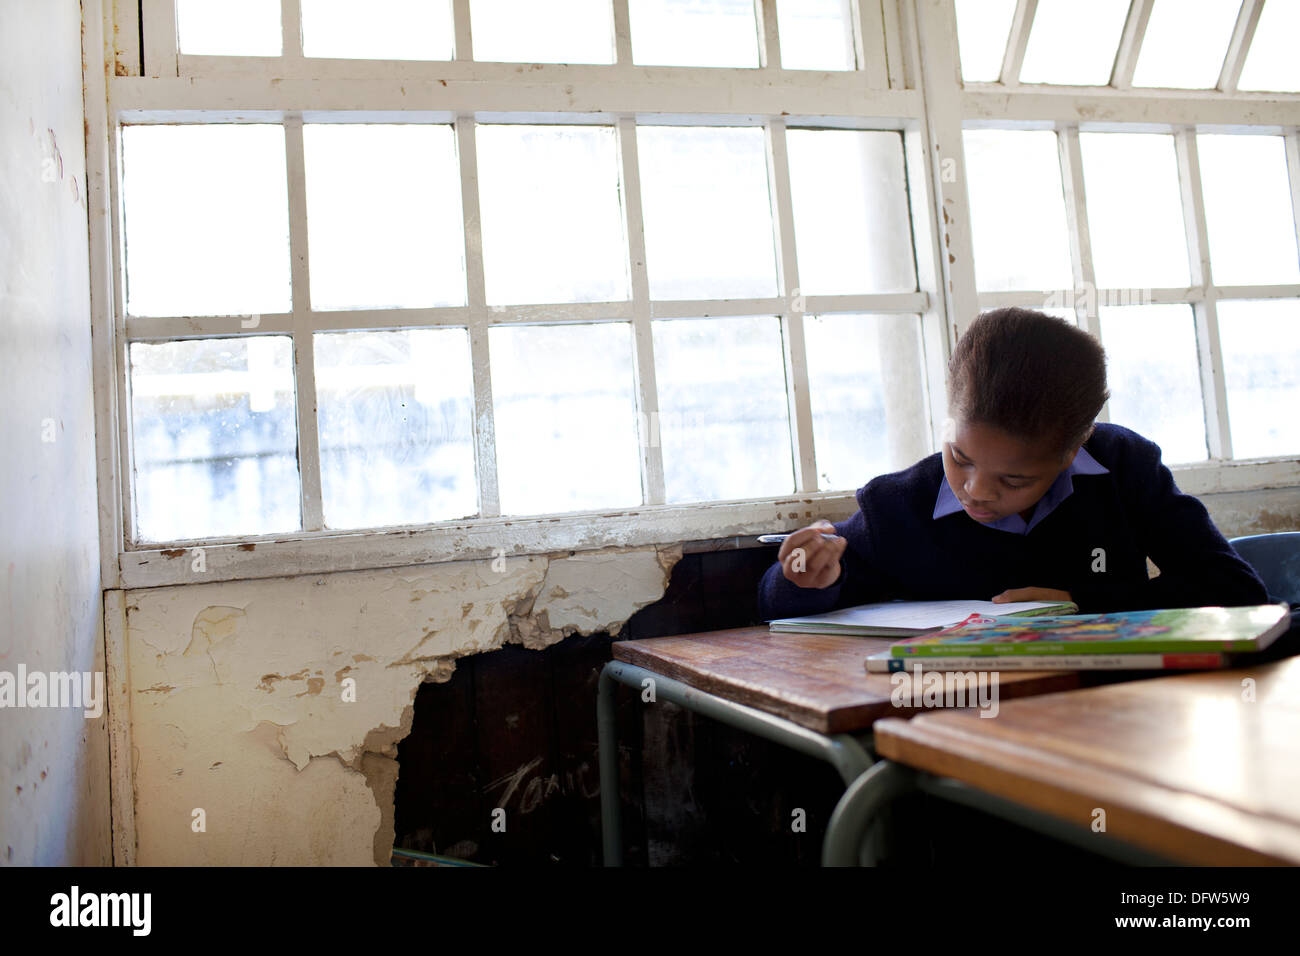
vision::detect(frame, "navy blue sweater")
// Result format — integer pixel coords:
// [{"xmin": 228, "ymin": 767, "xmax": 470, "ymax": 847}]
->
[{"xmin": 758, "ymin": 422, "xmax": 1269, "ymax": 620}]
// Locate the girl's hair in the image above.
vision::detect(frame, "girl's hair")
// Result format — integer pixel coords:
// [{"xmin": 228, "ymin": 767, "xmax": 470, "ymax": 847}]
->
[{"xmin": 948, "ymin": 308, "xmax": 1110, "ymax": 460}]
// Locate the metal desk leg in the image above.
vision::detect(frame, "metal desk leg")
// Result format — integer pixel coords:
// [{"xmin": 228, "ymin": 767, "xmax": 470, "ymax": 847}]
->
[
  {"xmin": 598, "ymin": 663, "xmax": 623, "ymax": 867},
  {"xmin": 822, "ymin": 760, "xmax": 917, "ymax": 866},
  {"xmin": 598, "ymin": 659, "xmax": 878, "ymax": 866}
]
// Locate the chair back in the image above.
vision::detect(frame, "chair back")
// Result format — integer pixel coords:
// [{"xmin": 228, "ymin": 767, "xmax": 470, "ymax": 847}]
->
[{"xmin": 1229, "ymin": 532, "xmax": 1300, "ymax": 606}]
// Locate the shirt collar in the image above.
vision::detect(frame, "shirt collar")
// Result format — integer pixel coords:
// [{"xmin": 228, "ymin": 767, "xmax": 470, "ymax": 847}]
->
[{"xmin": 932, "ymin": 444, "xmax": 1109, "ymax": 535}]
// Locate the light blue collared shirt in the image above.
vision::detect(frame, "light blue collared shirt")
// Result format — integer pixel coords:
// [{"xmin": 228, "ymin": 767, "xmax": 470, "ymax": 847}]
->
[{"xmin": 932, "ymin": 445, "xmax": 1110, "ymax": 535}]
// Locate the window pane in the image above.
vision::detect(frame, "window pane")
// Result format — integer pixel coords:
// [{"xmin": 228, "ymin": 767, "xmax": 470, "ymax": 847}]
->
[
  {"xmin": 637, "ymin": 126, "xmax": 779, "ymax": 299},
  {"xmin": 1218, "ymin": 299, "xmax": 1300, "ymax": 459},
  {"xmin": 1239, "ymin": 0, "xmax": 1300, "ymax": 92},
  {"xmin": 129, "ymin": 337, "xmax": 300, "ymax": 541},
  {"xmin": 629, "ymin": 0, "xmax": 760, "ymax": 67},
  {"xmin": 805, "ymin": 313, "xmax": 922, "ymax": 489},
  {"xmin": 1080, "ymin": 132, "xmax": 1189, "ymax": 289},
  {"xmin": 1198, "ymin": 134, "xmax": 1300, "ymax": 286},
  {"xmin": 1019, "ymin": 0, "xmax": 1129, "ymax": 85},
  {"xmin": 489, "ymin": 323, "xmax": 642, "ymax": 514},
  {"xmin": 477, "ymin": 125, "xmax": 629, "ymax": 305},
  {"xmin": 954, "ymin": 0, "xmax": 1017, "ymax": 82},
  {"xmin": 303, "ymin": 125, "xmax": 465, "ymax": 310},
  {"xmin": 964, "ymin": 129, "xmax": 1072, "ymax": 292},
  {"xmin": 470, "ymin": 0, "xmax": 615, "ymax": 63},
  {"xmin": 786, "ymin": 129, "xmax": 915, "ymax": 295},
  {"xmin": 653, "ymin": 316, "xmax": 793, "ymax": 502},
  {"xmin": 315, "ymin": 329, "xmax": 477, "ymax": 528},
  {"xmin": 122, "ymin": 125, "xmax": 290, "ymax": 317},
  {"xmin": 301, "ymin": 0, "xmax": 454, "ymax": 60},
  {"xmin": 1100, "ymin": 304, "xmax": 1207, "ymax": 463},
  {"xmin": 177, "ymin": 0, "xmax": 281, "ymax": 56},
  {"xmin": 1132, "ymin": 0, "xmax": 1239, "ymax": 89},
  {"xmin": 775, "ymin": 0, "xmax": 855, "ymax": 71}
]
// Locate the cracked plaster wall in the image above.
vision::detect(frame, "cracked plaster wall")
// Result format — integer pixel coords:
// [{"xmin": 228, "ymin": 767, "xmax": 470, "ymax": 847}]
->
[{"xmin": 123, "ymin": 546, "xmax": 680, "ymax": 865}]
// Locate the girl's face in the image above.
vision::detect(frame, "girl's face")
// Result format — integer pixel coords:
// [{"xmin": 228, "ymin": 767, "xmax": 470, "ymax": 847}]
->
[{"xmin": 941, "ymin": 415, "xmax": 1077, "ymax": 523}]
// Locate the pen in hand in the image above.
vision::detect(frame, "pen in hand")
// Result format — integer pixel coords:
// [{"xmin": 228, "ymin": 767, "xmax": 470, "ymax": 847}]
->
[
  {"xmin": 757, "ymin": 533, "xmax": 839, "ymax": 543},
  {"xmin": 769, "ymin": 520, "xmax": 848, "ymax": 588}
]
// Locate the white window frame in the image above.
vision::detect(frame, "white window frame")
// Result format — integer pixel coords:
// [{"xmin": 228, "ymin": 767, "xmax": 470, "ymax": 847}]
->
[
  {"xmin": 85, "ymin": 0, "xmax": 1300, "ymax": 590},
  {"xmin": 949, "ymin": 0, "xmax": 1300, "ymax": 472}
]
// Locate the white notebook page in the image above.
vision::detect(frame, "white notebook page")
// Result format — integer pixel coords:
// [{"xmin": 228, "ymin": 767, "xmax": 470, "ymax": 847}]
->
[{"xmin": 771, "ymin": 599, "xmax": 1065, "ymax": 630}]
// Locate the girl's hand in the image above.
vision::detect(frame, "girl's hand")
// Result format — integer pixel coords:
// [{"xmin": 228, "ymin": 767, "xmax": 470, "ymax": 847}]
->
[
  {"xmin": 779, "ymin": 520, "xmax": 847, "ymax": 589},
  {"xmin": 991, "ymin": 587, "xmax": 1073, "ymax": 604}
]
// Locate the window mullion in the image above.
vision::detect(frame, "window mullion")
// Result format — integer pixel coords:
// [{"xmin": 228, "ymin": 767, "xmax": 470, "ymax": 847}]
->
[
  {"xmin": 902, "ymin": 118, "xmax": 951, "ymax": 454},
  {"xmin": 1056, "ymin": 125, "xmax": 1109, "ymax": 423},
  {"xmin": 853, "ymin": 0, "xmax": 890, "ymax": 88},
  {"xmin": 999, "ymin": 0, "xmax": 1037, "ymax": 88},
  {"xmin": 1175, "ymin": 129, "xmax": 1232, "ymax": 461},
  {"xmin": 284, "ymin": 116, "xmax": 325, "ymax": 530},
  {"xmin": 756, "ymin": 0, "xmax": 780, "ymax": 69},
  {"xmin": 766, "ymin": 119, "xmax": 817, "ymax": 494},
  {"xmin": 1285, "ymin": 132, "xmax": 1300, "ymax": 273},
  {"xmin": 915, "ymin": 0, "xmax": 979, "ymax": 342},
  {"xmin": 1217, "ymin": 0, "xmax": 1265, "ymax": 94},
  {"xmin": 110, "ymin": 124, "xmax": 138, "ymax": 548},
  {"xmin": 143, "ymin": 0, "xmax": 178, "ymax": 77},
  {"xmin": 1056, "ymin": 127, "xmax": 1101, "ymax": 333},
  {"xmin": 612, "ymin": 0, "xmax": 633, "ymax": 66},
  {"xmin": 452, "ymin": 0, "xmax": 473, "ymax": 60},
  {"xmin": 1109, "ymin": 0, "xmax": 1154, "ymax": 91},
  {"xmin": 454, "ymin": 116, "xmax": 501, "ymax": 518},
  {"xmin": 281, "ymin": 0, "xmax": 303, "ymax": 60},
  {"xmin": 616, "ymin": 118, "xmax": 666, "ymax": 506},
  {"xmin": 882, "ymin": 0, "xmax": 907, "ymax": 89}
]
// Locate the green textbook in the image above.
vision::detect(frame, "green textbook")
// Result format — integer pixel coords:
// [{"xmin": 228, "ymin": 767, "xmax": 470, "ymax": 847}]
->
[{"xmin": 886, "ymin": 603, "xmax": 1292, "ymax": 657}]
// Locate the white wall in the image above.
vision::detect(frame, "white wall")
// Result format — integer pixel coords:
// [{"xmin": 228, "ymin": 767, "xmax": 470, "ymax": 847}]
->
[{"xmin": 0, "ymin": 0, "xmax": 110, "ymax": 865}]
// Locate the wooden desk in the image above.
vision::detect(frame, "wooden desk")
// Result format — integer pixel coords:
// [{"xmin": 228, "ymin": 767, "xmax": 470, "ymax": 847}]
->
[
  {"xmin": 599, "ymin": 625, "xmax": 1083, "ymax": 865},
  {"xmin": 612, "ymin": 626, "xmax": 1082, "ymax": 733},
  {"xmin": 872, "ymin": 656, "xmax": 1300, "ymax": 865}
]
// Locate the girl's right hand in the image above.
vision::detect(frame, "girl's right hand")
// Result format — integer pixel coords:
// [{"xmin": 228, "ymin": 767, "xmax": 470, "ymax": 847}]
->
[{"xmin": 779, "ymin": 520, "xmax": 847, "ymax": 589}]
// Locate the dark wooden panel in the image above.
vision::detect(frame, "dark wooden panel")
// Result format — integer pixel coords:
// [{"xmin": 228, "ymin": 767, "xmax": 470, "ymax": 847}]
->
[
  {"xmin": 391, "ymin": 657, "xmax": 482, "ymax": 860},
  {"xmin": 471, "ymin": 641, "xmax": 563, "ymax": 864},
  {"xmin": 544, "ymin": 630, "xmax": 627, "ymax": 866}
]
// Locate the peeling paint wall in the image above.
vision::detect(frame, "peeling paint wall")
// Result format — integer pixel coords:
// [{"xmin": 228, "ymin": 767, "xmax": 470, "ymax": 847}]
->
[
  {"xmin": 1201, "ymin": 487, "xmax": 1300, "ymax": 539},
  {"xmin": 122, "ymin": 546, "xmax": 680, "ymax": 865},
  {"xmin": 0, "ymin": 0, "xmax": 110, "ymax": 865}
]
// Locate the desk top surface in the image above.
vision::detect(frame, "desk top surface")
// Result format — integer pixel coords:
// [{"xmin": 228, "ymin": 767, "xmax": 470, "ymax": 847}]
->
[
  {"xmin": 873, "ymin": 655, "xmax": 1300, "ymax": 865},
  {"xmin": 611, "ymin": 625, "xmax": 1081, "ymax": 734}
]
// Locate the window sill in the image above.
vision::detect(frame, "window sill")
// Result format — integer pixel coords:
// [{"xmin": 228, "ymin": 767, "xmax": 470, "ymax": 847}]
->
[
  {"xmin": 115, "ymin": 455, "xmax": 1300, "ymax": 590},
  {"xmin": 116, "ymin": 491, "xmax": 859, "ymax": 589}
]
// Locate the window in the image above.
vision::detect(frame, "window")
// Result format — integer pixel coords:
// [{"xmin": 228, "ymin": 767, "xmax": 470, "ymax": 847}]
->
[
  {"xmin": 108, "ymin": 0, "xmax": 924, "ymax": 574},
  {"xmin": 956, "ymin": 0, "xmax": 1300, "ymax": 468},
  {"xmin": 93, "ymin": 1, "xmax": 1300, "ymax": 584}
]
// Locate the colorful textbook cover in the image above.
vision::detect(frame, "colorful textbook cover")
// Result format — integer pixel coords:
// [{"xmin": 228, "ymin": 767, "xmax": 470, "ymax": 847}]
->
[{"xmin": 885, "ymin": 603, "xmax": 1292, "ymax": 658}]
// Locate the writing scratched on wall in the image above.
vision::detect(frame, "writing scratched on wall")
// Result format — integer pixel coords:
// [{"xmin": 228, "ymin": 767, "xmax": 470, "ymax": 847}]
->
[{"xmin": 484, "ymin": 754, "xmax": 600, "ymax": 814}]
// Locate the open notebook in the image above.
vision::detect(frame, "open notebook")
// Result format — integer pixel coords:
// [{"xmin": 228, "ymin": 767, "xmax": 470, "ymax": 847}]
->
[{"xmin": 767, "ymin": 598, "xmax": 1078, "ymax": 637}]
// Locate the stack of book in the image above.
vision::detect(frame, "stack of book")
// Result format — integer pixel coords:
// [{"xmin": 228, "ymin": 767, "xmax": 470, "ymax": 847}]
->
[{"xmin": 767, "ymin": 599, "xmax": 1292, "ymax": 672}]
